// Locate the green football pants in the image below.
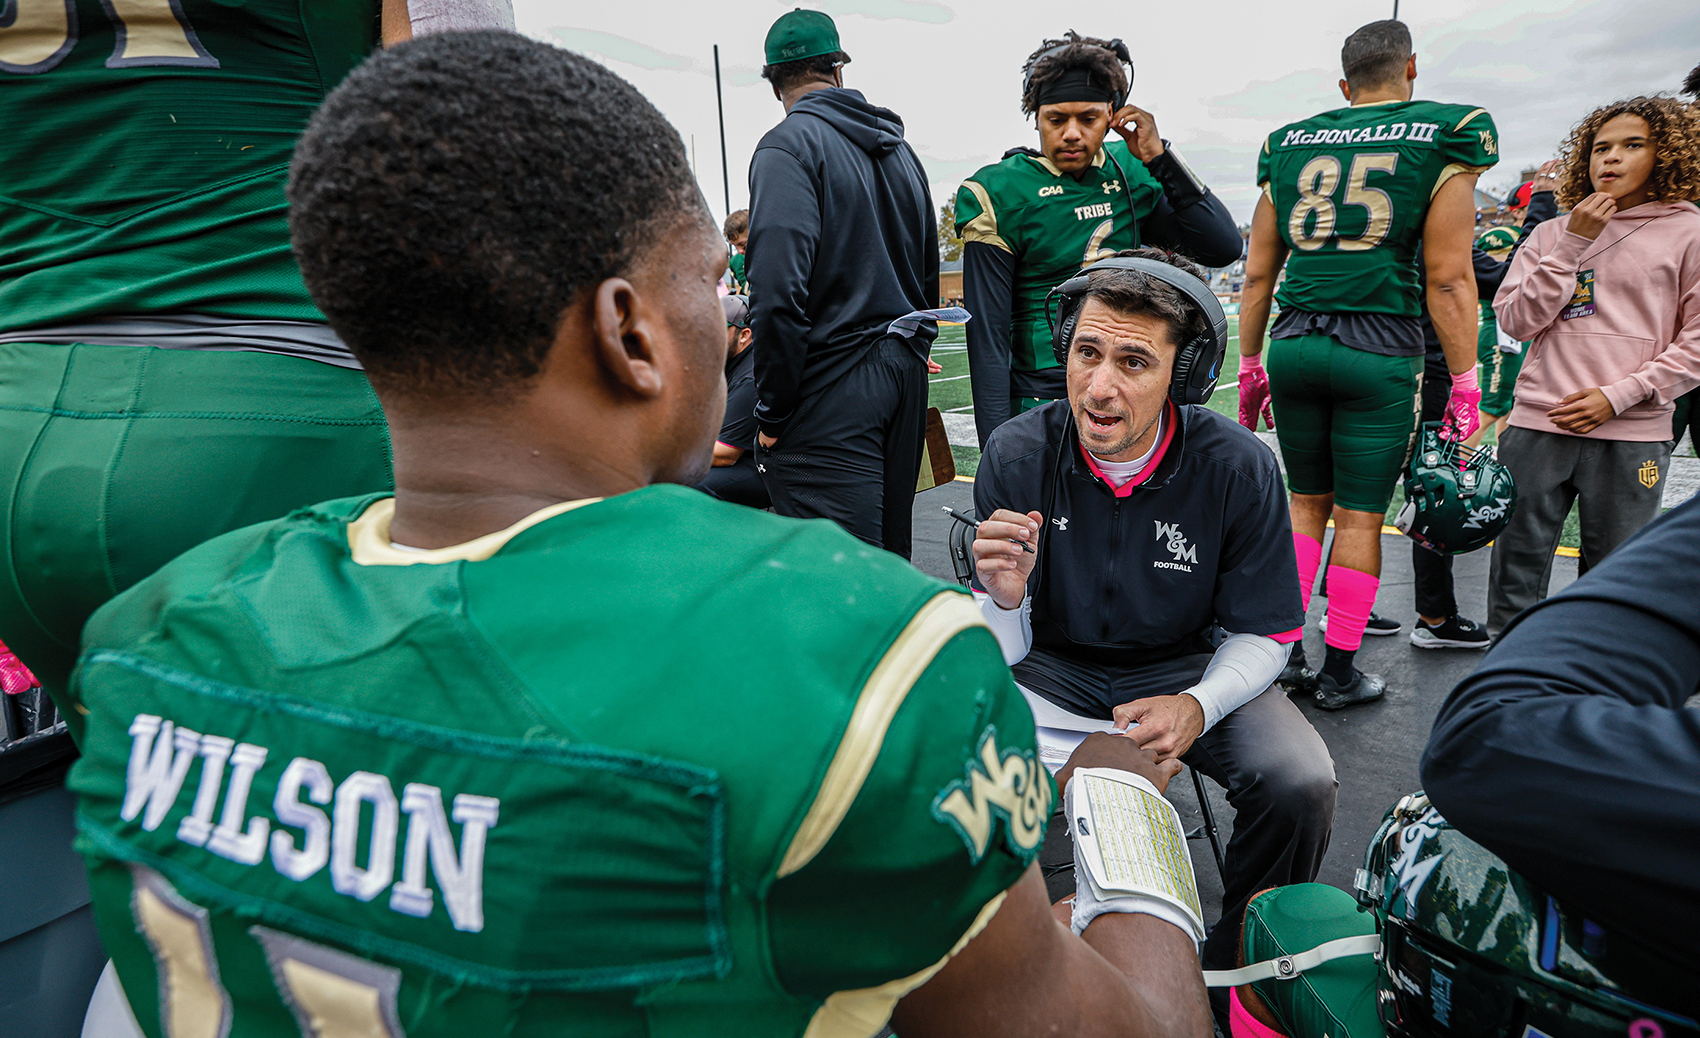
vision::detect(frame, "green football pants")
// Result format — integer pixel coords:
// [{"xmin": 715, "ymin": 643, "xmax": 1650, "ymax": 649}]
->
[
  {"xmin": 1479, "ymin": 347, "xmax": 1524, "ymax": 419},
  {"xmin": 0, "ymin": 342, "xmax": 392, "ymax": 701},
  {"xmin": 1266, "ymin": 334, "xmax": 1423, "ymax": 513},
  {"xmin": 1241, "ymin": 883, "xmax": 1383, "ymax": 1038}
]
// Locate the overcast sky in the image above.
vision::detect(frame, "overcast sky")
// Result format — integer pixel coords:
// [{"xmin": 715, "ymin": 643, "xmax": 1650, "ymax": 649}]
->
[{"xmin": 517, "ymin": 0, "xmax": 1699, "ymax": 226}]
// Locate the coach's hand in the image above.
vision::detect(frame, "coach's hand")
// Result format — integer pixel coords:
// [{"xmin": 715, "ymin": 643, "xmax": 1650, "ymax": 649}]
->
[
  {"xmin": 972, "ymin": 508, "xmax": 1041, "ymax": 610},
  {"xmin": 1549, "ymin": 387, "xmax": 1616, "ymax": 434},
  {"xmin": 1054, "ymin": 731, "xmax": 1181, "ymax": 796},
  {"xmin": 1113, "ymin": 694, "xmax": 1205, "ymax": 763},
  {"xmin": 1568, "ymin": 192, "xmax": 1616, "ymax": 241},
  {"xmin": 1110, "ymin": 104, "xmax": 1165, "ymax": 164}
]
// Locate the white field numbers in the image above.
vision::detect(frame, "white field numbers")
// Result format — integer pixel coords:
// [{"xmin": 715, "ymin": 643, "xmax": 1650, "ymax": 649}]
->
[
  {"xmin": 1287, "ymin": 153, "xmax": 1400, "ymax": 252},
  {"xmin": 0, "ymin": 0, "xmax": 218, "ymax": 75},
  {"xmin": 131, "ymin": 867, "xmax": 404, "ymax": 1038}
]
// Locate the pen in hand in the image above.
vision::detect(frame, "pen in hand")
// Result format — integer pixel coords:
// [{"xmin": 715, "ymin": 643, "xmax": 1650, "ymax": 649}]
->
[{"xmin": 941, "ymin": 506, "xmax": 1035, "ymax": 554}]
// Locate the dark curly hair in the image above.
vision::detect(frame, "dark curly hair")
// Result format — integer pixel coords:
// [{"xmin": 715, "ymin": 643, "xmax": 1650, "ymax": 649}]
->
[
  {"xmin": 1078, "ymin": 247, "xmax": 1211, "ymax": 349},
  {"xmin": 1019, "ymin": 31, "xmax": 1127, "ymax": 117},
  {"xmin": 1684, "ymin": 63, "xmax": 1700, "ymax": 99},
  {"xmin": 761, "ymin": 51, "xmax": 849, "ymax": 93},
  {"xmin": 288, "ymin": 31, "xmax": 704, "ymax": 398},
  {"xmin": 1554, "ymin": 95, "xmax": 1700, "ymax": 209}
]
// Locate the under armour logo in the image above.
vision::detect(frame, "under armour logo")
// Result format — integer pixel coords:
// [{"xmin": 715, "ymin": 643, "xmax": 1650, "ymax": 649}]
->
[
  {"xmin": 756, "ymin": 463, "xmax": 766, "ymax": 473},
  {"xmin": 1102, "ymin": 179, "xmax": 1122, "ymax": 194},
  {"xmin": 1051, "ymin": 516, "xmax": 1069, "ymax": 532}
]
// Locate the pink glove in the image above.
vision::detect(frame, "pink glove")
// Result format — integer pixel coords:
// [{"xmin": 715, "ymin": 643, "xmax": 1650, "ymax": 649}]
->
[
  {"xmin": 1439, "ymin": 366, "xmax": 1482, "ymax": 442},
  {"xmin": 1238, "ymin": 353, "xmax": 1276, "ymax": 431},
  {"xmin": 0, "ymin": 638, "xmax": 40, "ymax": 696}
]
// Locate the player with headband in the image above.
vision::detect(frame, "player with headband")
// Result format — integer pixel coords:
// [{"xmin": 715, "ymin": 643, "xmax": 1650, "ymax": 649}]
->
[{"xmin": 954, "ymin": 31, "xmax": 1243, "ymax": 447}]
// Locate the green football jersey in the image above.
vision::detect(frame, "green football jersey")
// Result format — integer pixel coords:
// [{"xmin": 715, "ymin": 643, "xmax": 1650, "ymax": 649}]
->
[
  {"xmin": 955, "ymin": 140, "xmax": 1165, "ymax": 373},
  {"xmin": 1257, "ymin": 100, "xmax": 1498, "ymax": 317},
  {"xmin": 66, "ymin": 486, "xmax": 1047, "ymax": 1038},
  {"xmin": 0, "ymin": 1, "xmax": 379, "ymax": 332}
]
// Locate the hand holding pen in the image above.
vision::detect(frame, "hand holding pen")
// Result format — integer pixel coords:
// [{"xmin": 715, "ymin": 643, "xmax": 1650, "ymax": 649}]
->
[{"xmin": 945, "ymin": 506, "xmax": 1041, "ymax": 612}]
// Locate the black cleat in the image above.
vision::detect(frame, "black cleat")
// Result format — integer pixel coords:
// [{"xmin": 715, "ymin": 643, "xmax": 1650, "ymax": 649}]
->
[
  {"xmin": 1278, "ymin": 659, "xmax": 1320, "ymax": 695},
  {"xmin": 1313, "ymin": 669, "xmax": 1386, "ymax": 710}
]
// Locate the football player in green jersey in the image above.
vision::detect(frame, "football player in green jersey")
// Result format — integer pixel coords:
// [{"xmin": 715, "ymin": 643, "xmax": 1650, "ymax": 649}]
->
[
  {"xmin": 1238, "ymin": 20, "xmax": 1495, "ymax": 706},
  {"xmin": 0, "ymin": 0, "xmax": 511, "ymax": 702},
  {"xmin": 67, "ymin": 34, "xmax": 1213, "ymax": 1038},
  {"xmin": 954, "ymin": 32, "xmax": 1242, "ymax": 446}
]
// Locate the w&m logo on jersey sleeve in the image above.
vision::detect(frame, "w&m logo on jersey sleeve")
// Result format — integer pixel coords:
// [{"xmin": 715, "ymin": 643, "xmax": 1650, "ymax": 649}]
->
[{"xmin": 933, "ymin": 726, "xmax": 1050, "ymax": 864}]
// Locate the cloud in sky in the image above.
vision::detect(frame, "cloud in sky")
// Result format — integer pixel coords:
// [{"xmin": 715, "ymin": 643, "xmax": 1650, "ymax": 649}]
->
[
  {"xmin": 518, "ymin": 0, "xmax": 1698, "ymax": 224},
  {"xmin": 810, "ymin": 0, "xmax": 953, "ymax": 25}
]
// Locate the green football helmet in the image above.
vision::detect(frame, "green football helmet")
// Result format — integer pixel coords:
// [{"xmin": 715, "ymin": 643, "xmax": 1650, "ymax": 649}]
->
[
  {"xmin": 1395, "ymin": 423, "xmax": 1517, "ymax": 555},
  {"xmin": 1358, "ymin": 795, "xmax": 1698, "ymax": 1037}
]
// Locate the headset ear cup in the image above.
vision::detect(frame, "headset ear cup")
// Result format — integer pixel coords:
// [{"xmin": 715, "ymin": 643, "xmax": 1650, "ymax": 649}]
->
[{"xmin": 1053, "ymin": 308, "xmax": 1078, "ymax": 366}]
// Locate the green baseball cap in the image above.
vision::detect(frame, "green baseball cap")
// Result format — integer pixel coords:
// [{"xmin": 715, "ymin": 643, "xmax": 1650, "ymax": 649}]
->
[
  {"xmin": 1476, "ymin": 225, "xmax": 1519, "ymax": 255},
  {"xmin": 764, "ymin": 8, "xmax": 848, "ymax": 66}
]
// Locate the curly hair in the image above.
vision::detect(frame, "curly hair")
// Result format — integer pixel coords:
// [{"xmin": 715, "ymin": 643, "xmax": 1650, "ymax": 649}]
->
[
  {"xmin": 1019, "ymin": 31, "xmax": 1127, "ymax": 116},
  {"xmin": 289, "ymin": 32, "xmax": 704, "ymax": 399},
  {"xmin": 761, "ymin": 52, "xmax": 849, "ymax": 93},
  {"xmin": 1554, "ymin": 96, "xmax": 1700, "ymax": 208}
]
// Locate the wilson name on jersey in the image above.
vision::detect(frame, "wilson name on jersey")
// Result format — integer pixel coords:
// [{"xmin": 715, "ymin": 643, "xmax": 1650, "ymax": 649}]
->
[{"xmin": 1258, "ymin": 100, "xmax": 1498, "ymax": 317}]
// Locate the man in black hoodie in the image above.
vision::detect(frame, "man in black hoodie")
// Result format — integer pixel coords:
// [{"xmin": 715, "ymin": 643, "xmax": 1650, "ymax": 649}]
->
[{"xmin": 747, "ymin": 9, "xmax": 939, "ymax": 559}]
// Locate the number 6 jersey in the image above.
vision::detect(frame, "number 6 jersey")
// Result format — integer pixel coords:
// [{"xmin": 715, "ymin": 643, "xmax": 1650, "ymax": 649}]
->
[{"xmin": 1257, "ymin": 100, "xmax": 1498, "ymax": 329}]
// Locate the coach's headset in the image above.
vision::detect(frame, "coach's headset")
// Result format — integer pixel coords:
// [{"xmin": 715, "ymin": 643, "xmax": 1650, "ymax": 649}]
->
[{"xmin": 1043, "ymin": 256, "xmax": 1230, "ymax": 406}]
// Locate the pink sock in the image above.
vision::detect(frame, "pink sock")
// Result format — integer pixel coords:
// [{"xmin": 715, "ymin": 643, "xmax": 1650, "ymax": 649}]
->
[
  {"xmin": 1322, "ymin": 566, "xmax": 1381, "ymax": 652},
  {"xmin": 1293, "ymin": 532, "xmax": 1323, "ymax": 613},
  {"xmin": 1230, "ymin": 986, "xmax": 1290, "ymax": 1038}
]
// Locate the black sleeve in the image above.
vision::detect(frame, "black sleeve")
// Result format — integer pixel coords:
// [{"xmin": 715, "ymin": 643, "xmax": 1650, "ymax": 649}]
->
[
  {"xmin": 1421, "ymin": 498, "xmax": 1700, "ymax": 982},
  {"xmin": 718, "ymin": 369, "xmax": 759, "ymax": 451},
  {"xmin": 1470, "ymin": 191, "xmax": 1562, "ymax": 300},
  {"xmin": 1136, "ymin": 147, "xmax": 1244, "ymax": 268},
  {"xmin": 746, "ymin": 146, "xmax": 820, "ymax": 438},
  {"xmin": 1211, "ymin": 446, "xmax": 1304, "ymax": 635},
  {"xmin": 963, "ymin": 241, "xmax": 1017, "ymax": 447}
]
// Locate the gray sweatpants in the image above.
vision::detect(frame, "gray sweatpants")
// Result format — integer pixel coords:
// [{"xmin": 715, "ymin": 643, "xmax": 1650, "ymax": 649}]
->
[{"xmin": 1487, "ymin": 425, "xmax": 1670, "ymax": 630}]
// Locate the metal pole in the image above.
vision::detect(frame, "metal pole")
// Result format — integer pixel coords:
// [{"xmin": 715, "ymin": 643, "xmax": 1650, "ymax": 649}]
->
[
  {"xmin": 713, "ymin": 45, "xmax": 731, "ymax": 217},
  {"xmin": 1392, "ymin": 0, "xmax": 1399, "ymax": 19}
]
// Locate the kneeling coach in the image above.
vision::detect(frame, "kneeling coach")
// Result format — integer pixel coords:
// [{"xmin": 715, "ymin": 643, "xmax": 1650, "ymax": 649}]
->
[{"xmin": 971, "ymin": 249, "xmax": 1337, "ymax": 973}]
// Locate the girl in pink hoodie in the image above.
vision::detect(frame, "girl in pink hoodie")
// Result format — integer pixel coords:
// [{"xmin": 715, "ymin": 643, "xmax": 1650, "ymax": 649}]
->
[{"xmin": 1488, "ymin": 96, "xmax": 1700, "ymax": 630}]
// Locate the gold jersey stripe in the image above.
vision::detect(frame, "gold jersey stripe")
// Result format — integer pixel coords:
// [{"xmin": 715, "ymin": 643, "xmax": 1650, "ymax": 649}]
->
[
  {"xmin": 959, "ymin": 181, "xmax": 1012, "ymax": 254},
  {"xmin": 801, "ymin": 890, "xmax": 1008, "ymax": 1038},
  {"xmin": 1431, "ymin": 162, "xmax": 1493, "ymax": 199},
  {"xmin": 347, "ymin": 497, "xmax": 602, "ymax": 566},
  {"xmin": 1453, "ymin": 107, "xmax": 1489, "ymax": 131},
  {"xmin": 778, "ymin": 591, "xmax": 986, "ymax": 878}
]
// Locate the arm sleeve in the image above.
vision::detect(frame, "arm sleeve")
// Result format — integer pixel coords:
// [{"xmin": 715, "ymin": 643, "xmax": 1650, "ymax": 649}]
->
[
  {"xmin": 747, "ymin": 147, "xmax": 821, "ymax": 437},
  {"xmin": 766, "ymin": 622, "xmax": 1047, "ymax": 999},
  {"xmin": 1471, "ymin": 190, "xmax": 1561, "ymax": 301},
  {"xmin": 1491, "ymin": 224, "xmax": 1591, "ymax": 342},
  {"xmin": 1422, "ymin": 498, "xmax": 1700, "ymax": 974},
  {"xmin": 1181, "ymin": 633, "xmax": 1292, "ymax": 733},
  {"xmin": 975, "ymin": 591, "xmax": 1031, "ymax": 665},
  {"xmin": 1137, "ymin": 147, "xmax": 1244, "ymax": 268},
  {"xmin": 962, "ymin": 241, "xmax": 1017, "ymax": 447},
  {"xmin": 1210, "ymin": 452, "xmax": 1305, "ymax": 636}
]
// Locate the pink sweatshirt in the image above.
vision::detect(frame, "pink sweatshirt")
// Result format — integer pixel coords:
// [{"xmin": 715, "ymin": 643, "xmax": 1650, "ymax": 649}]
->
[{"xmin": 1494, "ymin": 199, "xmax": 1700, "ymax": 440}]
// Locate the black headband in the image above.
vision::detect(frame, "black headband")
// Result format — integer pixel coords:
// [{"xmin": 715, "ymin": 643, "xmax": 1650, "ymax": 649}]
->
[{"xmin": 1034, "ymin": 67, "xmax": 1117, "ymax": 107}]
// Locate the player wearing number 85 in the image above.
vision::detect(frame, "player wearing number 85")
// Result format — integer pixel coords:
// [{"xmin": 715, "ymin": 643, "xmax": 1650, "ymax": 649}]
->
[{"xmin": 1237, "ymin": 19, "xmax": 1496, "ymax": 707}]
